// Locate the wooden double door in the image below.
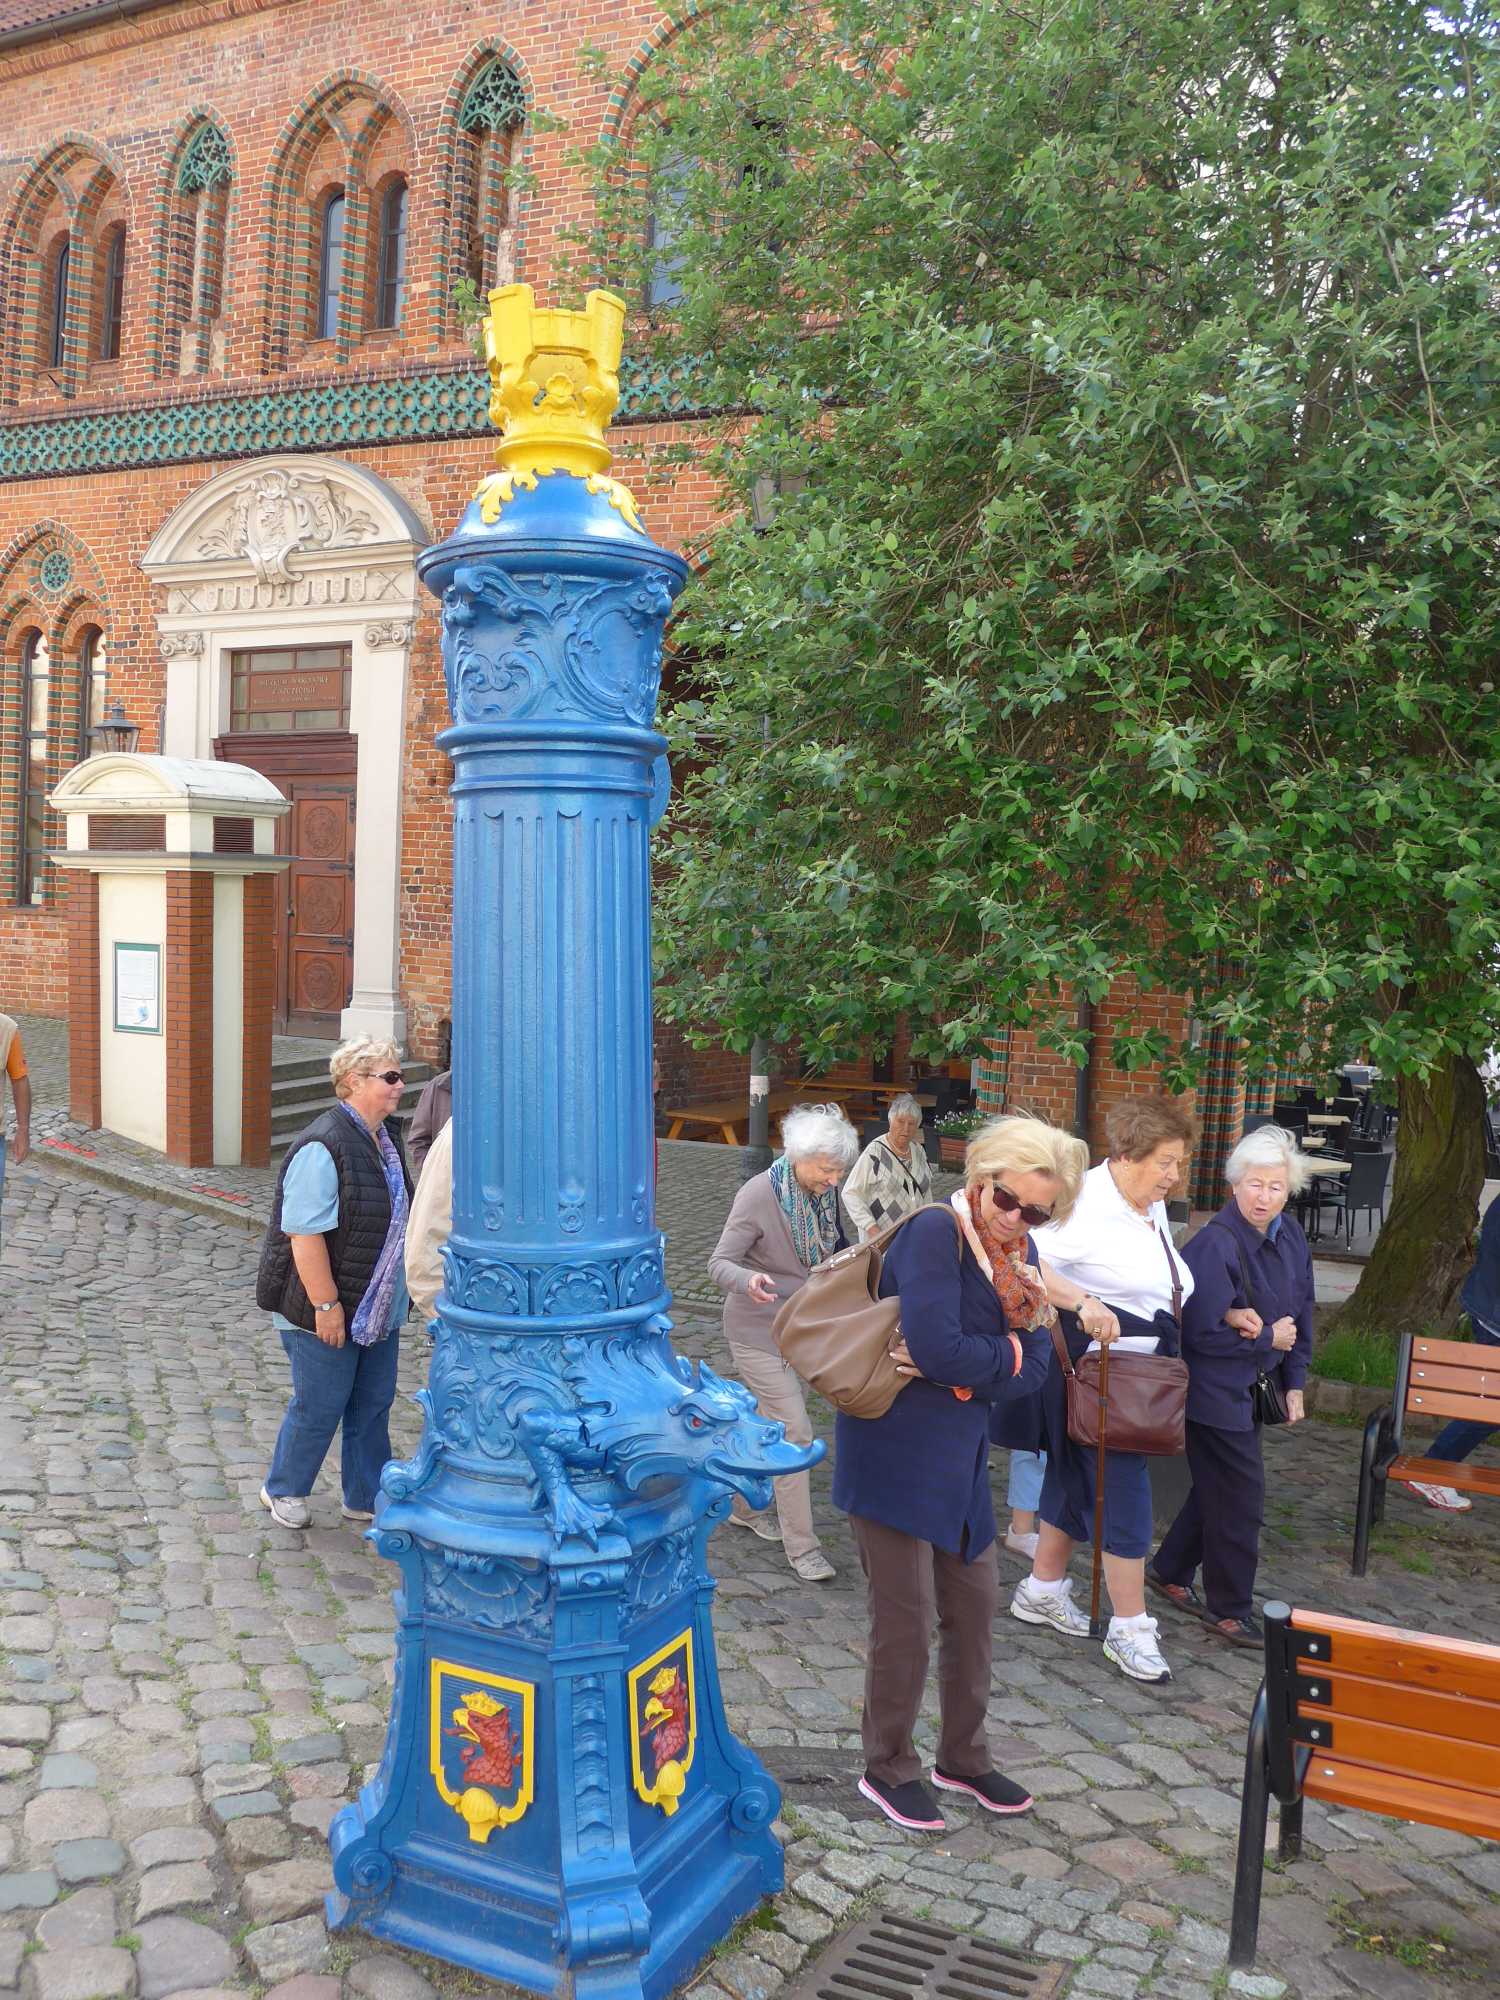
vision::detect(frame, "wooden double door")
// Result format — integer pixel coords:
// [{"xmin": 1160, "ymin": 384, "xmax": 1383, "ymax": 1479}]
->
[{"xmin": 215, "ymin": 730, "xmax": 356, "ymax": 1036}]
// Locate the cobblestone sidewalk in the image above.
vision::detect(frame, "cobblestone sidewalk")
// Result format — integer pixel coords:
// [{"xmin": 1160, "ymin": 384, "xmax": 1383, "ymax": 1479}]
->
[{"xmin": 0, "ymin": 1152, "xmax": 1496, "ymax": 2000}]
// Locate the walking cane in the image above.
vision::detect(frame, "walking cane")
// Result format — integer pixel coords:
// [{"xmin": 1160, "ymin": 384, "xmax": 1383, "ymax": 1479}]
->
[{"xmin": 1089, "ymin": 1339, "xmax": 1109, "ymax": 1641}]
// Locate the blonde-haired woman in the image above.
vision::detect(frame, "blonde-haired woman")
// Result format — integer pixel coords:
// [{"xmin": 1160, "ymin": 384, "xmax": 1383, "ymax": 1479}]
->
[
  {"xmin": 256, "ymin": 1036, "xmax": 413, "ymax": 1530},
  {"xmin": 833, "ymin": 1114, "xmax": 1104, "ymax": 1833}
]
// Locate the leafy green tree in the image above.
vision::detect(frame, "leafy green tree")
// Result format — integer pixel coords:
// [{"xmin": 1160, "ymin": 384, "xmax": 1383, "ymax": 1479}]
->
[{"xmin": 576, "ymin": 0, "xmax": 1500, "ymax": 1333}]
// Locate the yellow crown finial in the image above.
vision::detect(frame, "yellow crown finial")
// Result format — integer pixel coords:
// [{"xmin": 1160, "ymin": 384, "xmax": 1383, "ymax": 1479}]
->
[
  {"xmin": 484, "ymin": 284, "xmax": 625, "ymax": 479},
  {"xmin": 473, "ymin": 285, "xmax": 645, "ymax": 532}
]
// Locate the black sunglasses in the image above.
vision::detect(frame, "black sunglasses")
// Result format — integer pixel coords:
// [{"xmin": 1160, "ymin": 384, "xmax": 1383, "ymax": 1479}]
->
[
  {"xmin": 989, "ymin": 1181, "xmax": 1054, "ymax": 1229},
  {"xmin": 368, "ymin": 1069, "xmax": 405, "ymax": 1086}
]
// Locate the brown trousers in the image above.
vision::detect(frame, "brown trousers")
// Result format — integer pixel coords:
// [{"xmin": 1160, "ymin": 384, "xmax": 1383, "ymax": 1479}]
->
[{"xmin": 851, "ymin": 1513, "xmax": 998, "ymax": 1786}]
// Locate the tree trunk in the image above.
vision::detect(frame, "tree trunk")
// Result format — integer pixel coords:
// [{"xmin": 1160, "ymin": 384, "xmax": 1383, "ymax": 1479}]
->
[{"xmin": 1333, "ymin": 1054, "xmax": 1486, "ymax": 1337}]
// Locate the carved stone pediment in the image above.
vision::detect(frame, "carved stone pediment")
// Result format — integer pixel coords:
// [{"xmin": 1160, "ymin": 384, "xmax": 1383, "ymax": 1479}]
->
[{"xmin": 141, "ymin": 453, "xmax": 427, "ymax": 586}]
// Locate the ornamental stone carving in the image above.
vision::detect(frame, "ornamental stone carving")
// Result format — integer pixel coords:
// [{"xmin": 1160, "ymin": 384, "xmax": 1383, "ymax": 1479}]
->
[
  {"xmin": 364, "ymin": 622, "xmax": 412, "ymax": 648},
  {"xmin": 194, "ymin": 468, "xmax": 382, "ymax": 584},
  {"xmin": 157, "ymin": 631, "xmax": 203, "ymax": 659}
]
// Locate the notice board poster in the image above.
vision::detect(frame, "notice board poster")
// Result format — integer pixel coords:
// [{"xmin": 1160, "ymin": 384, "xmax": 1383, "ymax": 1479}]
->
[{"xmin": 113, "ymin": 942, "xmax": 162, "ymax": 1034}]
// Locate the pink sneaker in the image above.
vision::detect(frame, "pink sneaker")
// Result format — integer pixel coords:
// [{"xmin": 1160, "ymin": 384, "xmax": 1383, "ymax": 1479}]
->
[{"xmin": 1409, "ymin": 1481, "xmax": 1472, "ymax": 1512}]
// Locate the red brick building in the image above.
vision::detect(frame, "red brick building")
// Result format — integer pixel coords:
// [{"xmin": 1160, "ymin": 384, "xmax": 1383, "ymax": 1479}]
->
[{"xmin": 0, "ymin": 0, "xmax": 1246, "ymax": 1191}]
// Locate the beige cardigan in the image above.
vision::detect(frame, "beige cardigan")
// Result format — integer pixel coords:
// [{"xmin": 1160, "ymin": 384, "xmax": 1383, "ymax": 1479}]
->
[
  {"xmin": 404, "ymin": 1118, "xmax": 452, "ymax": 1325},
  {"xmin": 708, "ymin": 1168, "xmax": 847, "ymax": 1357}
]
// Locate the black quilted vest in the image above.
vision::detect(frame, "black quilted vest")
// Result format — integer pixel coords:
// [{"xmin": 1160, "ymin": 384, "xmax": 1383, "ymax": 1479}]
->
[{"xmin": 255, "ymin": 1106, "xmax": 412, "ymax": 1331}]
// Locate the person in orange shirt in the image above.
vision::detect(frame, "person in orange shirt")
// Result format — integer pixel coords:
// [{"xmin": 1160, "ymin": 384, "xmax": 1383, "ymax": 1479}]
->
[{"xmin": 0, "ymin": 1014, "xmax": 32, "ymax": 1255}]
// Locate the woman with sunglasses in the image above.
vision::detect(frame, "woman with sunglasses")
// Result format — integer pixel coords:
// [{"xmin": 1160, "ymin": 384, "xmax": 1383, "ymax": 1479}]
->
[
  {"xmin": 1013, "ymin": 1096, "xmax": 1197, "ymax": 1685},
  {"xmin": 832, "ymin": 1114, "xmax": 1097, "ymax": 1834},
  {"xmin": 255, "ymin": 1036, "xmax": 413, "ymax": 1531}
]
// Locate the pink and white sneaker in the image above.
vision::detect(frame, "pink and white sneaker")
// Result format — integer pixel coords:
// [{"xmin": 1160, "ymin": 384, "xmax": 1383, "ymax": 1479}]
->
[{"xmin": 1409, "ymin": 1481, "xmax": 1472, "ymax": 1512}]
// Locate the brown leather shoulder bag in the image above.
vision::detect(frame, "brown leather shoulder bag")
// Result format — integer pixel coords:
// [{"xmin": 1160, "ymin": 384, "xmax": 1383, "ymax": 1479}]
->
[{"xmin": 771, "ymin": 1202, "xmax": 960, "ymax": 1420}]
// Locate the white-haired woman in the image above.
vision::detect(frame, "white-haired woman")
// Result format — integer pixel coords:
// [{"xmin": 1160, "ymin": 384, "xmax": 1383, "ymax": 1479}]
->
[
  {"xmin": 843, "ymin": 1093, "xmax": 933, "ymax": 1239},
  {"xmin": 1149, "ymin": 1124, "xmax": 1313, "ymax": 1649},
  {"xmin": 835, "ymin": 1114, "xmax": 1102, "ymax": 1833},
  {"xmin": 255, "ymin": 1037, "xmax": 412, "ymax": 1530},
  {"xmin": 708, "ymin": 1103, "xmax": 858, "ymax": 1581}
]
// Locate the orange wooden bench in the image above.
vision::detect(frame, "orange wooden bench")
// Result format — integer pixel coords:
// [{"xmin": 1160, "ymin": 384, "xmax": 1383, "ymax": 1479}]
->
[
  {"xmin": 1352, "ymin": 1332, "xmax": 1500, "ymax": 1574},
  {"xmin": 1230, "ymin": 1602, "xmax": 1500, "ymax": 1968}
]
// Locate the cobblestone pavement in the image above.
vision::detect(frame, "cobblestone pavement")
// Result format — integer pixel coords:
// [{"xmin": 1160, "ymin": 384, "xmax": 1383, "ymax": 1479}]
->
[{"xmin": 0, "ymin": 1150, "xmax": 1497, "ymax": 2000}]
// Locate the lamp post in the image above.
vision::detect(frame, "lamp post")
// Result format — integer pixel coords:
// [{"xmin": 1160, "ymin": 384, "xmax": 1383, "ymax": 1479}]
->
[
  {"xmin": 327, "ymin": 287, "xmax": 821, "ymax": 2000},
  {"xmin": 89, "ymin": 700, "xmax": 140, "ymax": 755}
]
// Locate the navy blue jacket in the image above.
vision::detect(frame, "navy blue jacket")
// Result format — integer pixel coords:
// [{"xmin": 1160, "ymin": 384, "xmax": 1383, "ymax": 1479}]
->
[
  {"xmin": 1461, "ymin": 1198, "xmax": 1500, "ymax": 1341},
  {"xmin": 1179, "ymin": 1202, "xmax": 1314, "ymax": 1431},
  {"xmin": 831, "ymin": 1205, "xmax": 1050, "ymax": 1559}
]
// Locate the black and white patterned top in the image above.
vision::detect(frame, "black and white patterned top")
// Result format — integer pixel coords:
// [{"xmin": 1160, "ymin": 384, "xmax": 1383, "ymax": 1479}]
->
[{"xmin": 842, "ymin": 1136, "xmax": 933, "ymax": 1238}]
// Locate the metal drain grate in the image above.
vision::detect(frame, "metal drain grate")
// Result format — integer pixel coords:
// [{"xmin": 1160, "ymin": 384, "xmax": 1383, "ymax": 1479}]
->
[{"xmin": 787, "ymin": 1909, "xmax": 1067, "ymax": 2000}]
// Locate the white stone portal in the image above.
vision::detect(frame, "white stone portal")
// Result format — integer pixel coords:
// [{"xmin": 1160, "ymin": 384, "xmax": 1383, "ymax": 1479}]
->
[{"xmin": 141, "ymin": 455, "xmax": 429, "ymax": 1045}]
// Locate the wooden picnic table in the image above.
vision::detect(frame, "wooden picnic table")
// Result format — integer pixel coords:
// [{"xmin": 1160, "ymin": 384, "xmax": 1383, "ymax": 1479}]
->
[
  {"xmin": 1302, "ymin": 1156, "xmax": 1351, "ymax": 1177},
  {"xmin": 1307, "ymin": 1113, "xmax": 1351, "ymax": 1128},
  {"xmin": 664, "ymin": 1077, "xmax": 940, "ymax": 1144}
]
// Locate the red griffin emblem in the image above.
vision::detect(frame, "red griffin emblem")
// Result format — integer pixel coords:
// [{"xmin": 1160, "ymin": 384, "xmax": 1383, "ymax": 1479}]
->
[
  {"xmin": 640, "ymin": 1665, "xmax": 689, "ymax": 1773},
  {"xmin": 447, "ymin": 1690, "xmax": 518, "ymax": 1788}
]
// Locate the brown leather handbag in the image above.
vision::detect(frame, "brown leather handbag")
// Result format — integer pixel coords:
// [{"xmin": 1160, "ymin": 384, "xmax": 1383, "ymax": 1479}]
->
[
  {"xmin": 1049, "ymin": 1228, "xmax": 1189, "ymax": 1456},
  {"xmin": 771, "ymin": 1203, "xmax": 960, "ymax": 1420}
]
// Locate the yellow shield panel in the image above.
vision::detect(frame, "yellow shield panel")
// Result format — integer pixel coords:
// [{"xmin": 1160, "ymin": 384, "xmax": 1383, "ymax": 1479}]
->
[
  {"xmin": 429, "ymin": 1658, "xmax": 535, "ymax": 1843},
  {"xmin": 629, "ymin": 1629, "xmax": 696, "ymax": 1815}
]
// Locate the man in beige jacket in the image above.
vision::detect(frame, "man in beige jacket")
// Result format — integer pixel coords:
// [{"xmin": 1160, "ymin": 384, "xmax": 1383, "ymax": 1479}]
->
[{"xmin": 405, "ymin": 1117, "xmax": 452, "ymax": 1328}]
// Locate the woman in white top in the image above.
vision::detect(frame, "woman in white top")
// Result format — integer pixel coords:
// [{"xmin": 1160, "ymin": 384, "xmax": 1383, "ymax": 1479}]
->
[
  {"xmin": 842, "ymin": 1095, "xmax": 933, "ymax": 1238},
  {"xmin": 1011, "ymin": 1096, "xmax": 1197, "ymax": 1686}
]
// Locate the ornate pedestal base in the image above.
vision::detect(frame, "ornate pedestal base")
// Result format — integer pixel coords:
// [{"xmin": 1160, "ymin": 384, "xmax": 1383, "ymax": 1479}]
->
[{"xmin": 329, "ymin": 1496, "xmax": 782, "ymax": 2000}]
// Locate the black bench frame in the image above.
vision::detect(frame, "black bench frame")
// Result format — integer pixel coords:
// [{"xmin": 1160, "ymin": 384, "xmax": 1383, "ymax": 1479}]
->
[
  {"xmin": 1229, "ymin": 1602, "xmax": 1313, "ymax": 1968},
  {"xmin": 1351, "ymin": 1332, "xmax": 1416, "ymax": 1575}
]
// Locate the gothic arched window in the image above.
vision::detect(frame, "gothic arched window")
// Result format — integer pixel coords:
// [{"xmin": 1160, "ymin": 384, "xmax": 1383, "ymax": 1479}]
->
[
  {"xmin": 165, "ymin": 121, "xmax": 233, "ymax": 376},
  {"xmin": 316, "ymin": 189, "xmax": 346, "ymax": 339},
  {"xmin": 455, "ymin": 60, "xmax": 525, "ymax": 300},
  {"xmin": 48, "ymin": 238, "xmax": 71, "ymax": 370},
  {"xmin": 375, "ymin": 177, "xmax": 408, "ymax": 328},
  {"xmin": 16, "ymin": 629, "xmax": 50, "ymax": 905},
  {"xmin": 97, "ymin": 225, "xmax": 126, "ymax": 359}
]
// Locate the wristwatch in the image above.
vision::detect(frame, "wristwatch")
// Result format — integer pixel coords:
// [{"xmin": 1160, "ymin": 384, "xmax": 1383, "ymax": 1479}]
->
[{"xmin": 314, "ymin": 1299, "xmax": 339, "ymax": 1313}]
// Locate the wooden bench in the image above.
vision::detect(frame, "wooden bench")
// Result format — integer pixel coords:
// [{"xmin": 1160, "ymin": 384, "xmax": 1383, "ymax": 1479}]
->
[
  {"xmin": 1353, "ymin": 1332, "xmax": 1500, "ymax": 1574},
  {"xmin": 1230, "ymin": 1602, "xmax": 1500, "ymax": 1968}
]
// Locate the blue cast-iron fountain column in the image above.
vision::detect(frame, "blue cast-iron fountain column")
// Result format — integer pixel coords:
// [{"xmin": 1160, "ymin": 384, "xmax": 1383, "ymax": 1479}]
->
[{"xmin": 326, "ymin": 286, "xmax": 822, "ymax": 2000}]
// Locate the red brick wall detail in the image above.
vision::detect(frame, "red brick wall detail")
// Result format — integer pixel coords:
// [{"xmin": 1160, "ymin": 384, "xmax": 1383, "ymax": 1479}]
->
[
  {"xmin": 241, "ymin": 872, "xmax": 274, "ymax": 1167},
  {"xmin": 164, "ymin": 869, "xmax": 215, "ymax": 1166},
  {"xmin": 65, "ymin": 868, "xmax": 101, "ymax": 1127}
]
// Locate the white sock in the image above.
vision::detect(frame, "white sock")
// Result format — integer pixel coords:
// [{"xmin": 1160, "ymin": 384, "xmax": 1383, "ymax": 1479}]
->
[
  {"xmin": 1110, "ymin": 1611, "xmax": 1153, "ymax": 1634},
  {"xmin": 1028, "ymin": 1574, "xmax": 1070, "ymax": 1596}
]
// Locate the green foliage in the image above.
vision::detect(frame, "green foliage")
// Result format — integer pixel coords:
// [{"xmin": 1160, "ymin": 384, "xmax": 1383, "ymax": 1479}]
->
[
  {"xmin": 575, "ymin": 0, "xmax": 1500, "ymax": 1091},
  {"xmin": 1310, "ymin": 1326, "xmax": 1400, "ymax": 1389}
]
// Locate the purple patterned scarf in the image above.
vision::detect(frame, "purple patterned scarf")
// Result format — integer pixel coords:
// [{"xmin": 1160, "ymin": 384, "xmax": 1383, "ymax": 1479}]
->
[{"xmin": 340, "ymin": 1102, "xmax": 409, "ymax": 1346}]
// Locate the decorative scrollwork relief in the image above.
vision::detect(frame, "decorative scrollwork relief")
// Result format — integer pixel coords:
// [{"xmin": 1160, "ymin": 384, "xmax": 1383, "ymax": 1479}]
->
[
  {"xmin": 441, "ymin": 562, "xmax": 674, "ymax": 728},
  {"xmin": 423, "ymin": 1547, "xmax": 555, "ymax": 1643},
  {"xmin": 623, "ymin": 1528, "xmax": 701, "ymax": 1618},
  {"xmin": 570, "ymin": 1676, "xmax": 612, "ymax": 1855}
]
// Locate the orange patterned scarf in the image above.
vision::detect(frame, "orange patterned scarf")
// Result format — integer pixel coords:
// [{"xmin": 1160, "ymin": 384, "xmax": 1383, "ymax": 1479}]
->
[{"xmin": 970, "ymin": 1202, "xmax": 1058, "ymax": 1333}]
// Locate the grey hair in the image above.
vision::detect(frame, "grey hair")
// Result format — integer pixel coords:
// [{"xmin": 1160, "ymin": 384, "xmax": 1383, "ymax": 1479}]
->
[
  {"xmin": 780, "ymin": 1102, "xmax": 859, "ymax": 1170},
  {"xmin": 887, "ymin": 1093, "xmax": 923, "ymax": 1123},
  {"xmin": 1225, "ymin": 1124, "xmax": 1311, "ymax": 1196},
  {"xmin": 330, "ymin": 1035, "xmax": 402, "ymax": 1100}
]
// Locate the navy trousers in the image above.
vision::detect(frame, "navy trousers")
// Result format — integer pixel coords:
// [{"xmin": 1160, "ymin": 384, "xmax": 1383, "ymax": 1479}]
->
[{"xmin": 1152, "ymin": 1420, "xmax": 1264, "ymax": 1621}]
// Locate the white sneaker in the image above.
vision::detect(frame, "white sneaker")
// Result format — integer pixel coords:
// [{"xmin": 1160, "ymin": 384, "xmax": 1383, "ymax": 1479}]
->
[
  {"xmin": 1004, "ymin": 1528, "xmax": 1040, "ymax": 1560},
  {"xmin": 791, "ymin": 1549, "xmax": 836, "ymax": 1582},
  {"xmin": 1104, "ymin": 1615, "xmax": 1172, "ymax": 1684},
  {"xmin": 260, "ymin": 1485, "xmax": 310, "ymax": 1529},
  {"xmin": 1409, "ymin": 1481, "xmax": 1472, "ymax": 1513},
  {"xmin": 729, "ymin": 1509, "xmax": 783, "ymax": 1542},
  {"xmin": 1010, "ymin": 1575, "xmax": 1091, "ymax": 1637},
  {"xmin": 341, "ymin": 1503, "xmax": 375, "ymax": 1523}
]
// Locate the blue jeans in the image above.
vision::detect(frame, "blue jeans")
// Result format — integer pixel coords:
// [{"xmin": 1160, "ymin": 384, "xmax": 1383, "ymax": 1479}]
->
[
  {"xmin": 1429, "ymin": 1319, "xmax": 1499, "ymax": 1464},
  {"xmin": 1007, "ymin": 1450, "xmax": 1046, "ymax": 1512},
  {"xmin": 266, "ymin": 1326, "xmax": 400, "ymax": 1511}
]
